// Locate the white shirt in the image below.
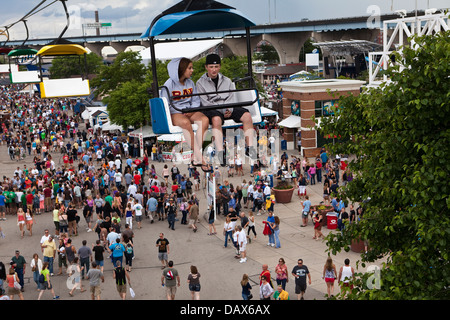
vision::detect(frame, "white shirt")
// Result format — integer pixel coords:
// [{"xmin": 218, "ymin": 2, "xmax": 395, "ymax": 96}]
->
[
  {"xmin": 40, "ymin": 234, "xmax": 50, "ymax": 245},
  {"xmin": 127, "ymin": 184, "xmax": 137, "ymax": 197},
  {"xmin": 238, "ymin": 230, "xmax": 247, "ymax": 246},
  {"xmin": 114, "ymin": 172, "xmax": 123, "ymax": 182},
  {"xmin": 133, "ymin": 203, "xmax": 143, "ymax": 216},
  {"xmin": 247, "ymin": 185, "xmax": 254, "ymax": 196}
]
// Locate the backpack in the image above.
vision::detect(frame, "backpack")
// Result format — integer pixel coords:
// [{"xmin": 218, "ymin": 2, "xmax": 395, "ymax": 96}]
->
[{"xmin": 126, "ymin": 244, "xmax": 133, "ymax": 254}]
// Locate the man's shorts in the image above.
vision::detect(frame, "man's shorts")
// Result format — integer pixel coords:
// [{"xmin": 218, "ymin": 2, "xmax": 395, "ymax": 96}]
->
[
  {"xmin": 166, "ymin": 285, "xmax": 177, "ymax": 297},
  {"xmin": 295, "ymin": 282, "xmax": 307, "ymax": 294},
  {"xmin": 90, "ymin": 285, "xmax": 101, "ymax": 297},
  {"xmin": 204, "ymin": 107, "xmax": 249, "ymax": 125},
  {"xmin": 158, "ymin": 252, "xmax": 168, "ymax": 261},
  {"xmin": 116, "ymin": 284, "xmax": 127, "ymax": 294}
]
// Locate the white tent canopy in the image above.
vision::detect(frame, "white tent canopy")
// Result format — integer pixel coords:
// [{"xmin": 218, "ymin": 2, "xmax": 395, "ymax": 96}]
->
[
  {"xmin": 260, "ymin": 106, "xmax": 278, "ymax": 117},
  {"xmin": 157, "ymin": 133, "xmax": 185, "ymax": 142},
  {"xmin": 128, "ymin": 125, "xmax": 157, "ymax": 139},
  {"xmin": 94, "ymin": 121, "xmax": 123, "ymax": 132},
  {"xmin": 277, "ymin": 115, "xmax": 301, "ymax": 128},
  {"xmin": 139, "ymin": 39, "xmax": 223, "ymax": 64}
]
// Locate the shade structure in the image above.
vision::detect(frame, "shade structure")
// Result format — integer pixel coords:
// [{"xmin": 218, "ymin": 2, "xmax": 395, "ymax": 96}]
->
[
  {"xmin": 8, "ymin": 48, "xmax": 38, "ymax": 57},
  {"xmin": 37, "ymin": 44, "xmax": 88, "ymax": 56},
  {"xmin": 278, "ymin": 115, "xmax": 301, "ymax": 128},
  {"xmin": 141, "ymin": 8, "xmax": 255, "ymax": 38},
  {"xmin": 157, "ymin": 133, "xmax": 185, "ymax": 142},
  {"xmin": 0, "ymin": 48, "xmax": 12, "ymax": 54},
  {"xmin": 128, "ymin": 125, "xmax": 157, "ymax": 139},
  {"xmin": 260, "ymin": 106, "xmax": 278, "ymax": 117}
]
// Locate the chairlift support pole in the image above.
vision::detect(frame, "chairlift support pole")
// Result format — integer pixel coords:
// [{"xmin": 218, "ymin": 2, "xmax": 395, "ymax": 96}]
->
[{"xmin": 150, "ymin": 36, "xmax": 159, "ymax": 98}]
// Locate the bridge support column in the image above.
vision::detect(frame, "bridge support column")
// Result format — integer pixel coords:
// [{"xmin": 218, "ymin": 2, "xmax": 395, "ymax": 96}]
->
[
  {"xmin": 84, "ymin": 42, "xmax": 105, "ymax": 56},
  {"xmin": 262, "ymin": 31, "xmax": 312, "ymax": 64},
  {"xmin": 109, "ymin": 41, "xmax": 129, "ymax": 54},
  {"xmin": 222, "ymin": 35, "xmax": 263, "ymax": 58}
]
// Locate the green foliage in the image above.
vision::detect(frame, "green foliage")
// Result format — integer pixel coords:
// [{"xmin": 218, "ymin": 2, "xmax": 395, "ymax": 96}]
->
[
  {"xmin": 105, "ymin": 78, "xmax": 151, "ymax": 129},
  {"xmin": 254, "ymin": 43, "xmax": 279, "ymax": 64},
  {"xmin": 319, "ymin": 31, "xmax": 450, "ymax": 299},
  {"xmin": 91, "ymin": 51, "xmax": 147, "ymax": 98},
  {"xmin": 49, "ymin": 52, "xmax": 102, "ymax": 79},
  {"xmin": 299, "ymin": 38, "xmax": 322, "ymax": 62}
]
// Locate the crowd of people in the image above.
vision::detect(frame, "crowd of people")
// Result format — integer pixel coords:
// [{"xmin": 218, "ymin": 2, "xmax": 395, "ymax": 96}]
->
[{"xmin": 0, "ymin": 61, "xmax": 361, "ymax": 300}]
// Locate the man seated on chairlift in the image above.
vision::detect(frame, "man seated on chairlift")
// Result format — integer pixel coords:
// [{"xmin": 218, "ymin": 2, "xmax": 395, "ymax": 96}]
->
[{"xmin": 196, "ymin": 54, "xmax": 256, "ymax": 166}]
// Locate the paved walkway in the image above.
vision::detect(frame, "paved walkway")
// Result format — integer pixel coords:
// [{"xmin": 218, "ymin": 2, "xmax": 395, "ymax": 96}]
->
[{"xmin": 0, "ymin": 131, "xmax": 373, "ymax": 301}]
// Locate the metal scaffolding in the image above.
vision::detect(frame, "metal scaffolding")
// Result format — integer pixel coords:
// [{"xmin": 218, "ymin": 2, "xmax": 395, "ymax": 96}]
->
[{"xmin": 368, "ymin": 10, "xmax": 449, "ymax": 86}]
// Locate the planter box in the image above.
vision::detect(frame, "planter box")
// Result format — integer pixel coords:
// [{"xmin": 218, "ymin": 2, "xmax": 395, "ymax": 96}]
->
[{"xmin": 273, "ymin": 187, "xmax": 294, "ymax": 203}]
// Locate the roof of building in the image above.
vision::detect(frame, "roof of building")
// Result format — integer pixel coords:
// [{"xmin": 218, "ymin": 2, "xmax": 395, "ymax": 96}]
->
[{"xmin": 264, "ymin": 64, "xmax": 305, "ymax": 76}]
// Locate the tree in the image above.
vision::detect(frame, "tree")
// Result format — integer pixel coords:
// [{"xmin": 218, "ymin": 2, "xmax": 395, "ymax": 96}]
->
[
  {"xmin": 49, "ymin": 52, "xmax": 102, "ymax": 79},
  {"xmin": 318, "ymin": 31, "xmax": 450, "ymax": 299},
  {"xmin": 299, "ymin": 38, "xmax": 321, "ymax": 63},
  {"xmin": 254, "ymin": 43, "xmax": 279, "ymax": 64},
  {"xmin": 105, "ymin": 78, "xmax": 151, "ymax": 129},
  {"xmin": 90, "ymin": 51, "xmax": 147, "ymax": 99}
]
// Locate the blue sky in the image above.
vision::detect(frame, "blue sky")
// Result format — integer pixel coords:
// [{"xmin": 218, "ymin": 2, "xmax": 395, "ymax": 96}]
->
[{"xmin": 1, "ymin": 0, "xmax": 449, "ymax": 40}]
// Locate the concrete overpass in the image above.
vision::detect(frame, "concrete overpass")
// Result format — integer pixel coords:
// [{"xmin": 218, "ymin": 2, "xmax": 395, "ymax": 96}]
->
[{"xmin": 4, "ymin": 11, "xmax": 426, "ymax": 64}]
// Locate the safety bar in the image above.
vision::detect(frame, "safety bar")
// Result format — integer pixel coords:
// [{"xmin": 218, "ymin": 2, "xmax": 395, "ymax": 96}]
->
[{"xmin": 159, "ymin": 85, "xmax": 259, "ymax": 114}]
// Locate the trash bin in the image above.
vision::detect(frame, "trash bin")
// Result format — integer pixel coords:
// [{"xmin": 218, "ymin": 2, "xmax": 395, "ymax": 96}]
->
[
  {"xmin": 326, "ymin": 212, "xmax": 338, "ymax": 229},
  {"xmin": 281, "ymin": 140, "xmax": 287, "ymax": 150}
]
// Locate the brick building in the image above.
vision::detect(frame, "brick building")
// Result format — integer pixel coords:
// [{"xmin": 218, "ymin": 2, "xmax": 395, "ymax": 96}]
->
[{"xmin": 279, "ymin": 79, "xmax": 365, "ymax": 158}]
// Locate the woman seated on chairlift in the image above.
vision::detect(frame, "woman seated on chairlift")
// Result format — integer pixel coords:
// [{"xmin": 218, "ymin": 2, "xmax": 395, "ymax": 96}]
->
[{"xmin": 161, "ymin": 57, "xmax": 210, "ymax": 171}]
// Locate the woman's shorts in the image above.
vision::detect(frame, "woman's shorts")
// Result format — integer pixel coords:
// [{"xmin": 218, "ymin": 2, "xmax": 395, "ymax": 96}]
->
[{"xmin": 189, "ymin": 283, "xmax": 201, "ymax": 292}]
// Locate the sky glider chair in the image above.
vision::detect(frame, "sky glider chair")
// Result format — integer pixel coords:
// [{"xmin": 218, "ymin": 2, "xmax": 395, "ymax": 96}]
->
[
  {"xmin": 36, "ymin": 44, "xmax": 90, "ymax": 98},
  {"xmin": 8, "ymin": 48, "xmax": 40, "ymax": 84},
  {"xmin": 141, "ymin": 0, "xmax": 262, "ymax": 135}
]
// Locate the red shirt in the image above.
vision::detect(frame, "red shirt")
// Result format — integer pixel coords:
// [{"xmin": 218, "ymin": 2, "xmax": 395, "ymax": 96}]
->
[
  {"xmin": 26, "ymin": 193, "xmax": 34, "ymax": 205},
  {"xmin": 133, "ymin": 174, "xmax": 141, "ymax": 185},
  {"xmin": 44, "ymin": 188, "xmax": 52, "ymax": 198},
  {"xmin": 25, "ymin": 179, "xmax": 32, "ymax": 189}
]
